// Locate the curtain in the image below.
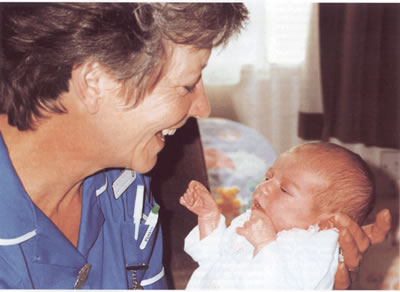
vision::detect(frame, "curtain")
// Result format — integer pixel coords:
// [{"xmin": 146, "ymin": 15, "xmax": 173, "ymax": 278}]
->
[
  {"xmin": 203, "ymin": 1, "xmax": 313, "ymax": 154},
  {"xmin": 299, "ymin": 3, "xmax": 400, "ymax": 149}
]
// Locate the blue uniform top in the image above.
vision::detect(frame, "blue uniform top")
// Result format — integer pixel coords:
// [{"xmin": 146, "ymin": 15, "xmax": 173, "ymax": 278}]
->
[{"xmin": 0, "ymin": 134, "xmax": 167, "ymax": 289}]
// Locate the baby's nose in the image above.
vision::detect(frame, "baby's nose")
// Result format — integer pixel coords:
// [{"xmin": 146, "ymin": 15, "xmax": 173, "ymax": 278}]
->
[{"xmin": 254, "ymin": 181, "xmax": 270, "ymax": 197}]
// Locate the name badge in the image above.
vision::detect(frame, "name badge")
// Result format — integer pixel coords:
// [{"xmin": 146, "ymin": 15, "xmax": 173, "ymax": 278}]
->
[{"xmin": 112, "ymin": 169, "xmax": 136, "ymax": 199}]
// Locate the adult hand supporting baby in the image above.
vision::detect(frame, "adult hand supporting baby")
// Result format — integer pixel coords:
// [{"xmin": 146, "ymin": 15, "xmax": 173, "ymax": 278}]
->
[
  {"xmin": 236, "ymin": 209, "xmax": 277, "ymax": 256},
  {"xmin": 180, "ymin": 180, "xmax": 221, "ymax": 240},
  {"xmin": 332, "ymin": 209, "xmax": 392, "ymax": 289}
]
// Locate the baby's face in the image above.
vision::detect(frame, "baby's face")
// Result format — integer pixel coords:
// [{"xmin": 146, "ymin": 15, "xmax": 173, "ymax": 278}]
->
[{"xmin": 251, "ymin": 150, "xmax": 327, "ymax": 233}]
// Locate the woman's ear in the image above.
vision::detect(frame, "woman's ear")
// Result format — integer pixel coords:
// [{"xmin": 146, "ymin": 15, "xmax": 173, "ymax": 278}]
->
[{"xmin": 71, "ymin": 61, "xmax": 108, "ymax": 114}]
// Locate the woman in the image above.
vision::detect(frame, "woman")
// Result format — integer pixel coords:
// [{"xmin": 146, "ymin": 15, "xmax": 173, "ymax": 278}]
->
[{"xmin": 0, "ymin": 3, "xmax": 391, "ymax": 289}]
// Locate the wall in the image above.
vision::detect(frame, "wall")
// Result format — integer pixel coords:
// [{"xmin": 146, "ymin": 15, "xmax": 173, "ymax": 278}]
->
[{"xmin": 205, "ymin": 82, "xmax": 400, "ymax": 199}]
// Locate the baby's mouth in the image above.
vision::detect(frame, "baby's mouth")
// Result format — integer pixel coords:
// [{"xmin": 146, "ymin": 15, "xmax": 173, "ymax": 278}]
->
[{"xmin": 251, "ymin": 199, "xmax": 262, "ymax": 210}]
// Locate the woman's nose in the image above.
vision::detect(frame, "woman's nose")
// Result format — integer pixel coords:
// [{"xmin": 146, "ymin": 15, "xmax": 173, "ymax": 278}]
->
[{"xmin": 189, "ymin": 80, "xmax": 211, "ymax": 119}]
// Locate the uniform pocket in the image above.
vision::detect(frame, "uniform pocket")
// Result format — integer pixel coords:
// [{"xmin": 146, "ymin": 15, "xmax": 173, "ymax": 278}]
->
[{"xmin": 120, "ymin": 208, "xmax": 160, "ymax": 285}]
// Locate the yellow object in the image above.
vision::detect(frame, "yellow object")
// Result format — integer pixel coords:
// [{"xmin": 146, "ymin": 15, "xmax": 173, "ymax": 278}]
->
[{"xmin": 215, "ymin": 187, "xmax": 241, "ymax": 226}]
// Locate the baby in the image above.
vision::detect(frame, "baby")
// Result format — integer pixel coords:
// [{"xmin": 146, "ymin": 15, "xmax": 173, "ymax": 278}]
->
[{"xmin": 180, "ymin": 142, "xmax": 375, "ymax": 289}]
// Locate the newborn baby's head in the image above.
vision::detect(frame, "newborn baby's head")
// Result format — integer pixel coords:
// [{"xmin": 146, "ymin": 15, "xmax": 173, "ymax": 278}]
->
[{"xmin": 251, "ymin": 142, "xmax": 375, "ymax": 233}]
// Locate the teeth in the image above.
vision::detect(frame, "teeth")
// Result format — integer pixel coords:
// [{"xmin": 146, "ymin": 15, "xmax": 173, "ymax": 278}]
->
[{"xmin": 162, "ymin": 129, "xmax": 176, "ymax": 136}]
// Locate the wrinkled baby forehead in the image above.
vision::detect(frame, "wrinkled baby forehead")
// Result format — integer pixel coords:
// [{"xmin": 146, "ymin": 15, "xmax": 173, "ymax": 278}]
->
[
  {"xmin": 283, "ymin": 144, "xmax": 340, "ymax": 166},
  {"xmin": 277, "ymin": 146, "xmax": 327, "ymax": 165},
  {"xmin": 274, "ymin": 148, "xmax": 336, "ymax": 185}
]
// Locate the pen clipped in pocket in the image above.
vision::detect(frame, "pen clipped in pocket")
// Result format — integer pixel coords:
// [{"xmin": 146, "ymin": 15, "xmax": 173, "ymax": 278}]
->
[
  {"xmin": 121, "ymin": 202, "xmax": 161, "ymax": 266},
  {"xmin": 140, "ymin": 204, "xmax": 159, "ymax": 250}
]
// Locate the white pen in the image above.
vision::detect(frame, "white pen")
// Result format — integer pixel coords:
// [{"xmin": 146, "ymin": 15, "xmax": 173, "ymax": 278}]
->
[
  {"xmin": 133, "ymin": 185, "xmax": 144, "ymax": 240},
  {"xmin": 140, "ymin": 204, "xmax": 160, "ymax": 250}
]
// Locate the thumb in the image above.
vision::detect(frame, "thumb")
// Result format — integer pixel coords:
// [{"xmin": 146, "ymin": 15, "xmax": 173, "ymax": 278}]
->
[
  {"xmin": 179, "ymin": 196, "xmax": 189, "ymax": 208},
  {"xmin": 369, "ymin": 208, "xmax": 392, "ymax": 244}
]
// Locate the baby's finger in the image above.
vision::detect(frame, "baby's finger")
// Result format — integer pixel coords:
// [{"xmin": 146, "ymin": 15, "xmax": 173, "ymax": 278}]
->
[
  {"xmin": 189, "ymin": 180, "xmax": 200, "ymax": 191},
  {"xmin": 236, "ymin": 226, "xmax": 248, "ymax": 237},
  {"xmin": 184, "ymin": 191, "xmax": 194, "ymax": 206},
  {"xmin": 242, "ymin": 220, "xmax": 251, "ymax": 229},
  {"xmin": 179, "ymin": 196, "xmax": 190, "ymax": 208}
]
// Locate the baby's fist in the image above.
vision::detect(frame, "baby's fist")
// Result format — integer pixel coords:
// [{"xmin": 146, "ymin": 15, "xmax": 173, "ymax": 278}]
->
[{"xmin": 180, "ymin": 180, "xmax": 219, "ymax": 218}]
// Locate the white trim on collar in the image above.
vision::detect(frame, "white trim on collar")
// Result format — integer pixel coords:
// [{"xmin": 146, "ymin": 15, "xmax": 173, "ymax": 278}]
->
[
  {"xmin": 96, "ymin": 176, "xmax": 108, "ymax": 197},
  {"xmin": 0, "ymin": 229, "xmax": 37, "ymax": 246}
]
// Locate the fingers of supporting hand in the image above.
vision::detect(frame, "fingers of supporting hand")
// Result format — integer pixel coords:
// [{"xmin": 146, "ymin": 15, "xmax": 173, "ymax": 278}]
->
[
  {"xmin": 370, "ymin": 209, "xmax": 392, "ymax": 244},
  {"xmin": 335, "ymin": 213, "xmax": 370, "ymax": 253},
  {"xmin": 338, "ymin": 228, "xmax": 363, "ymax": 271},
  {"xmin": 319, "ymin": 217, "xmax": 335, "ymax": 230},
  {"xmin": 376, "ymin": 209, "xmax": 392, "ymax": 231},
  {"xmin": 334, "ymin": 262, "xmax": 351, "ymax": 290}
]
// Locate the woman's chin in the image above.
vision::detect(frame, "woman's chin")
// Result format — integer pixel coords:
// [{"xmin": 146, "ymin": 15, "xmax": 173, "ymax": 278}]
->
[{"xmin": 129, "ymin": 155, "xmax": 159, "ymax": 174}]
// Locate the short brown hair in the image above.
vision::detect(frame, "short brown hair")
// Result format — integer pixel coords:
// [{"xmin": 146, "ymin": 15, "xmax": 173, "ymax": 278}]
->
[
  {"xmin": 0, "ymin": 3, "xmax": 248, "ymax": 130},
  {"xmin": 290, "ymin": 142, "xmax": 375, "ymax": 224}
]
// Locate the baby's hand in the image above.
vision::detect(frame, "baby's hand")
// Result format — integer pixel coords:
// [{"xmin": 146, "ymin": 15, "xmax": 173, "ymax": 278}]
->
[
  {"xmin": 180, "ymin": 180, "xmax": 220, "ymax": 219},
  {"xmin": 180, "ymin": 180, "xmax": 220, "ymax": 239},
  {"xmin": 236, "ymin": 209, "xmax": 277, "ymax": 256}
]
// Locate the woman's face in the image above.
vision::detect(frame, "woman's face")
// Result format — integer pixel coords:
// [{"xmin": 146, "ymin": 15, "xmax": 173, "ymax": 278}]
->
[
  {"xmin": 251, "ymin": 151, "xmax": 327, "ymax": 233},
  {"xmin": 95, "ymin": 45, "xmax": 211, "ymax": 173}
]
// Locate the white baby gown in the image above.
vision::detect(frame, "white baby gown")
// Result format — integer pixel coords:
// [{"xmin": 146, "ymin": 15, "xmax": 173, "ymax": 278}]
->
[{"xmin": 184, "ymin": 210, "xmax": 339, "ymax": 289}]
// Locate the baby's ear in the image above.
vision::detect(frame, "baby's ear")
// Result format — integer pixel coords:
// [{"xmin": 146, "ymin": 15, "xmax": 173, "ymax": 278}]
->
[{"xmin": 317, "ymin": 213, "xmax": 335, "ymax": 230}]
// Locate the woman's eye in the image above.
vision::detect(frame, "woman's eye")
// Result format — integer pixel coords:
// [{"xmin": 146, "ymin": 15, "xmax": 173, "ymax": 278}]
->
[
  {"xmin": 184, "ymin": 85, "xmax": 195, "ymax": 93},
  {"xmin": 264, "ymin": 177, "xmax": 269, "ymax": 181}
]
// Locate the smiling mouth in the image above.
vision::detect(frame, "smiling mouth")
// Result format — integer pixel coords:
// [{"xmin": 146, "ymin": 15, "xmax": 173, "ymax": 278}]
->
[{"xmin": 159, "ymin": 129, "xmax": 177, "ymax": 142}]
